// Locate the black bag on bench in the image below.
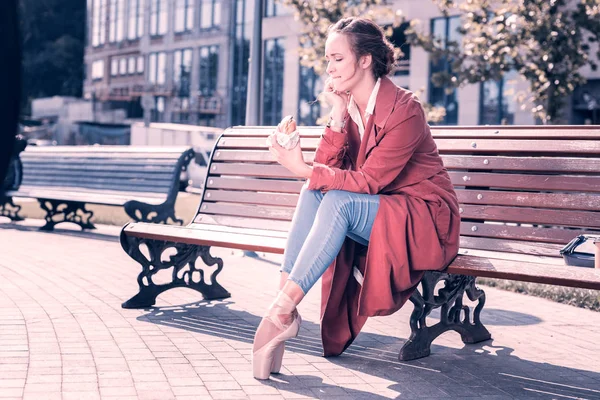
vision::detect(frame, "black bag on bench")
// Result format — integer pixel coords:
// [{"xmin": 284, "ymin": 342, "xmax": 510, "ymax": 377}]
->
[{"xmin": 560, "ymin": 235, "xmax": 598, "ymax": 268}]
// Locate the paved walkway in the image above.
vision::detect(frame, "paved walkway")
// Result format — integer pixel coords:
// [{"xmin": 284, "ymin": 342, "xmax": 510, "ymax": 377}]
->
[{"xmin": 1, "ymin": 220, "xmax": 599, "ymax": 400}]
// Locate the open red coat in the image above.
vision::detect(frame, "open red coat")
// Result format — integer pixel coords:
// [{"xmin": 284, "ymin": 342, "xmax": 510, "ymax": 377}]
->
[{"xmin": 306, "ymin": 77, "xmax": 460, "ymax": 356}]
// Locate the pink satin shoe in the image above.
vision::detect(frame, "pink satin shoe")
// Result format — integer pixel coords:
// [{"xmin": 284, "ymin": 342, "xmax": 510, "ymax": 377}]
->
[{"xmin": 252, "ymin": 292, "xmax": 301, "ymax": 379}]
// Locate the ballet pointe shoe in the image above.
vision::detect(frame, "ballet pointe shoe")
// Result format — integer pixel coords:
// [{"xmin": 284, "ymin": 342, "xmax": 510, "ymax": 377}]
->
[
  {"xmin": 252, "ymin": 292, "xmax": 301, "ymax": 379},
  {"xmin": 270, "ymin": 343, "xmax": 284, "ymax": 374}
]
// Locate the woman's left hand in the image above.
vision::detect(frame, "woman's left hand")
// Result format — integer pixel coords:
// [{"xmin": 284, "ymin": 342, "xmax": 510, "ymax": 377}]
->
[{"xmin": 268, "ymin": 134, "xmax": 312, "ymax": 179}]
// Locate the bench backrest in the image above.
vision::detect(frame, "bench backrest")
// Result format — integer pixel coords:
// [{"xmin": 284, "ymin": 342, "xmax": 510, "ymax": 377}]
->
[
  {"xmin": 193, "ymin": 125, "xmax": 600, "ymax": 259},
  {"xmin": 19, "ymin": 146, "xmax": 194, "ymax": 198}
]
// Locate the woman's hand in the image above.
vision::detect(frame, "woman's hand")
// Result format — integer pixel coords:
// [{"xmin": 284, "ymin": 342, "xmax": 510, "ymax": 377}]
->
[
  {"xmin": 268, "ymin": 134, "xmax": 312, "ymax": 179},
  {"xmin": 321, "ymin": 77, "xmax": 349, "ymax": 120}
]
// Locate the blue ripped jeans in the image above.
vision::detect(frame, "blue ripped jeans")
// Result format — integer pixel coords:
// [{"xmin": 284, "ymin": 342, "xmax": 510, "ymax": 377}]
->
[{"xmin": 281, "ymin": 186, "xmax": 380, "ymax": 294}]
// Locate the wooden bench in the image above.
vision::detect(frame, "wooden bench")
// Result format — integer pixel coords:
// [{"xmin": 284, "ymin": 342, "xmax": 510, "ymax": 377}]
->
[
  {"xmin": 120, "ymin": 125, "xmax": 600, "ymax": 361},
  {"xmin": 0, "ymin": 145, "xmax": 195, "ymax": 231}
]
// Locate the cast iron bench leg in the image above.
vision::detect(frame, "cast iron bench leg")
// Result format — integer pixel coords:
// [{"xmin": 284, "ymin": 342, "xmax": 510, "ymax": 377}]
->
[
  {"xmin": 399, "ymin": 271, "xmax": 492, "ymax": 361},
  {"xmin": 124, "ymin": 200, "xmax": 184, "ymax": 225},
  {"xmin": 120, "ymin": 231, "xmax": 231, "ymax": 309},
  {"xmin": 0, "ymin": 196, "xmax": 24, "ymax": 221},
  {"xmin": 38, "ymin": 199, "xmax": 96, "ymax": 231}
]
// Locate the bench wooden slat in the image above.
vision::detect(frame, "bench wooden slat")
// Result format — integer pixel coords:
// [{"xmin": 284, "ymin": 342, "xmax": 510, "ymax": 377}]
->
[
  {"xmin": 18, "ymin": 181, "xmax": 172, "ymax": 194},
  {"xmin": 442, "ymin": 155, "xmax": 600, "ymax": 173},
  {"xmin": 436, "ymin": 139, "xmax": 600, "ymax": 154},
  {"xmin": 460, "ymin": 236, "xmax": 563, "ymax": 258},
  {"xmin": 200, "ymin": 202, "xmax": 294, "ymax": 221},
  {"xmin": 223, "ymin": 128, "xmax": 322, "ymax": 137},
  {"xmin": 11, "ymin": 188, "xmax": 165, "ymax": 205},
  {"xmin": 204, "ymin": 190, "xmax": 299, "ymax": 207},
  {"xmin": 206, "ymin": 177, "xmax": 304, "ymax": 193},
  {"xmin": 213, "ymin": 150, "xmax": 316, "ymax": 163},
  {"xmin": 217, "ymin": 137, "xmax": 321, "ymax": 150},
  {"xmin": 456, "ymin": 189, "xmax": 600, "ymax": 211},
  {"xmin": 448, "ymin": 172, "xmax": 600, "ymax": 192},
  {"xmin": 210, "ymin": 162, "xmax": 295, "ymax": 178},
  {"xmin": 431, "ymin": 126, "xmax": 600, "ymax": 139},
  {"xmin": 194, "ymin": 213, "xmax": 291, "ymax": 232},
  {"xmin": 123, "ymin": 222, "xmax": 287, "ymax": 253},
  {"xmin": 24, "ymin": 170, "xmax": 174, "ymax": 180},
  {"xmin": 21, "ymin": 180, "xmax": 172, "ymax": 193},
  {"xmin": 189, "ymin": 223, "xmax": 289, "ymax": 240},
  {"xmin": 447, "ymin": 255, "xmax": 600, "ymax": 290},
  {"xmin": 460, "ymin": 204, "xmax": 600, "ymax": 228},
  {"xmin": 459, "ymin": 222, "xmax": 597, "ymax": 244},
  {"xmin": 214, "ymin": 137, "xmax": 600, "ymax": 154}
]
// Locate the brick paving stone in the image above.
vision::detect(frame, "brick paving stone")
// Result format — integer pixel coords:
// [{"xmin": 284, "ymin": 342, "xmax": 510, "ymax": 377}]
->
[
  {"xmin": 209, "ymin": 389, "xmax": 249, "ymax": 399},
  {"xmin": 62, "ymin": 392, "xmax": 101, "ymax": 400}
]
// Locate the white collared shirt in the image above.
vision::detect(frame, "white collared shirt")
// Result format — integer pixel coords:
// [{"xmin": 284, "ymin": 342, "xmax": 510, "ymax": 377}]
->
[{"xmin": 347, "ymin": 78, "xmax": 381, "ymax": 139}]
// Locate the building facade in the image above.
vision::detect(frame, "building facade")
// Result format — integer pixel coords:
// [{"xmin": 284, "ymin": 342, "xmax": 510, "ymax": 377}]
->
[{"xmin": 84, "ymin": 0, "xmax": 600, "ymax": 128}]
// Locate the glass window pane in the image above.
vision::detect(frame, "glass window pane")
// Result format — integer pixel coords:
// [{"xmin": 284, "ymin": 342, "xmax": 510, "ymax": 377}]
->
[
  {"xmin": 159, "ymin": 0, "xmax": 168, "ymax": 34},
  {"xmin": 157, "ymin": 52, "xmax": 166, "ymax": 84},
  {"xmin": 111, "ymin": 58, "xmax": 118, "ymax": 76},
  {"xmin": 109, "ymin": 0, "xmax": 117, "ymax": 42},
  {"xmin": 119, "ymin": 58, "xmax": 127, "ymax": 75},
  {"xmin": 116, "ymin": 0, "xmax": 125, "ymax": 41},
  {"xmin": 128, "ymin": 56, "xmax": 136, "ymax": 74},
  {"xmin": 175, "ymin": 0, "xmax": 185, "ymax": 32},
  {"xmin": 186, "ymin": 0, "xmax": 194, "ymax": 30},
  {"xmin": 149, "ymin": 53, "xmax": 157, "ymax": 82},
  {"xmin": 201, "ymin": 1, "xmax": 212, "ymax": 28},
  {"xmin": 213, "ymin": 1, "xmax": 221, "ymax": 26},
  {"xmin": 137, "ymin": 55, "xmax": 144, "ymax": 73},
  {"xmin": 174, "ymin": 50, "xmax": 182, "ymax": 83},
  {"xmin": 150, "ymin": 0, "xmax": 158, "ymax": 35},
  {"xmin": 263, "ymin": 38, "xmax": 284, "ymax": 125}
]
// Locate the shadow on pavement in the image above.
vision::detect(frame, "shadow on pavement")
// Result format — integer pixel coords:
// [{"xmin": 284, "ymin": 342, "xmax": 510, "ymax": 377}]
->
[
  {"xmin": 139, "ymin": 300, "xmax": 600, "ymax": 399},
  {"xmin": 0, "ymin": 219, "xmax": 119, "ymax": 243}
]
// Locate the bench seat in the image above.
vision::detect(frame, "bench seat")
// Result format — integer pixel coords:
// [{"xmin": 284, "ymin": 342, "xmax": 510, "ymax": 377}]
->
[{"xmin": 8, "ymin": 187, "xmax": 167, "ymax": 206}]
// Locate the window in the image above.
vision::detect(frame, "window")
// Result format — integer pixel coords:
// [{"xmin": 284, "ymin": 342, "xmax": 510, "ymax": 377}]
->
[
  {"xmin": 119, "ymin": 58, "xmax": 127, "ymax": 75},
  {"xmin": 92, "ymin": 0, "xmax": 107, "ymax": 47},
  {"xmin": 264, "ymin": 0, "xmax": 277, "ymax": 17},
  {"xmin": 174, "ymin": 49, "xmax": 193, "ymax": 97},
  {"xmin": 264, "ymin": 0, "xmax": 290, "ymax": 17},
  {"xmin": 152, "ymin": 96, "xmax": 166, "ymax": 122},
  {"xmin": 175, "ymin": 0, "xmax": 194, "ymax": 32},
  {"xmin": 87, "ymin": 0, "xmax": 92, "ymax": 45},
  {"xmin": 148, "ymin": 52, "xmax": 167, "ymax": 84},
  {"xmin": 429, "ymin": 16, "xmax": 461, "ymax": 125},
  {"xmin": 150, "ymin": 0, "xmax": 168, "ymax": 36},
  {"xmin": 136, "ymin": 56, "xmax": 144, "ymax": 74},
  {"xmin": 388, "ymin": 22, "xmax": 411, "ymax": 76},
  {"xmin": 109, "ymin": 0, "xmax": 125, "ymax": 42},
  {"xmin": 298, "ymin": 65, "xmax": 322, "ymax": 126},
  {"xmin": 263, "ymin": 38, "xmax": 285, "ymax": 125},
  {"xmin": 127, "ymin": 0, "xmax": 144, "ymax": 39},
  {"xmin": 111, "ymin": 59, "xmax": 119, "ymax": 76},
  {"xmin": 199, "ymin": 45, "xmax": 219, "ymax": 96},
  {"xmin": 92, "ymin": 60, "xmax": 105, "ymax": 80},
  {"xmin": 200, "ymin": 0, "xmax": 221, "ymax": 29},
  {"xmin": 480, "ymin": 70, "xmax": 518, "ymax": 125},
  {"xmin": 128, "ymin": 56, "xmax": 136, "ymax": 74}
]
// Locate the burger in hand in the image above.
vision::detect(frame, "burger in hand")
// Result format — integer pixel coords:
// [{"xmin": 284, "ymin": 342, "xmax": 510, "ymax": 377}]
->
[{"xmin": 266, "ymin": 115, "xmax": 300, "ymax": 150}]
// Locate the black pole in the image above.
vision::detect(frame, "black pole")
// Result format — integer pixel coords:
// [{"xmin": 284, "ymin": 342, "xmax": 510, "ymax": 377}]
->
[
  {"xmin": 0, "ymin": 0, "xmax": 21, "ymax": 185},
  {"xmin": 245, "ymin": 0, "xmax": 263, "ymax": 125}
]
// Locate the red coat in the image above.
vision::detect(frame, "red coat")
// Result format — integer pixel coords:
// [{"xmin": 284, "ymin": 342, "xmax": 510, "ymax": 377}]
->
[{"xmin": 306, "ymin": 77, "xmax": 461, "ymax": 356}]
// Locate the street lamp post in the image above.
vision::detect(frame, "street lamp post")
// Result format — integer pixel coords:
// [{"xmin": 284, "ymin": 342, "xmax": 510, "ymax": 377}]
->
[{"xmin": 245, "ymin": 0, "xmax": 263, "ymax": 125}]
